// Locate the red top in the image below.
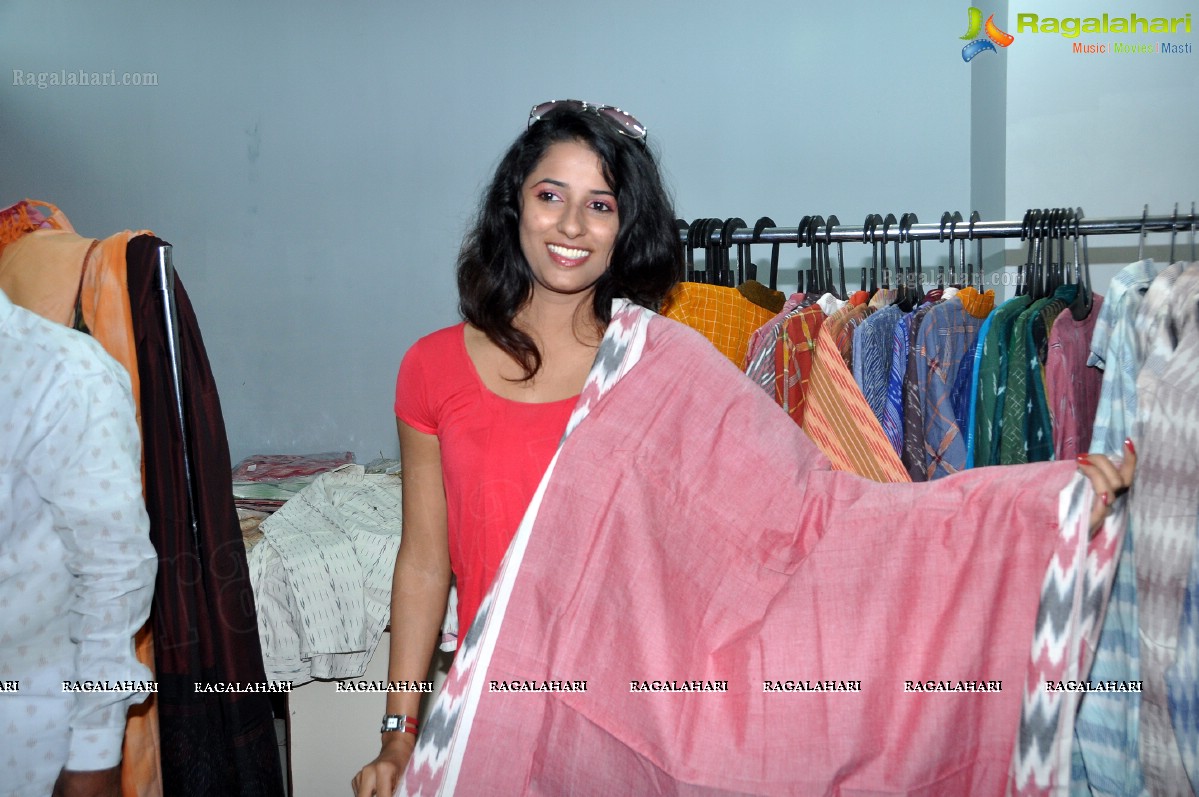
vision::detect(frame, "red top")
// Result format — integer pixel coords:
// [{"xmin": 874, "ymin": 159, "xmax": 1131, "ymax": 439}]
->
[{"xmin": 394, "ymin": 323, "xmax": 576, "ymax": 635}]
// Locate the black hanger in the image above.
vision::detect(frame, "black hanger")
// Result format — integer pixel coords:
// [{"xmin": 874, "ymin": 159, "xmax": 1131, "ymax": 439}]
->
[
  {"xmin": 703, "ymin": 218, "xmax": 725, "ymax": 285},
  {"xmin": 674, "ymin": 220, "xmax": 689, "ymax": 282},
  {"xmin": 825, "ymin": 215, "xmax": 846, "ymax": 300},
  {"xmin": 1031, "ymin": 209, "xmax": 1050, "ymax": 301},
  {"xmin": 1057, "ymin": 208, "xmax": 1071, "ymax": 291},
  {"xmin": 938, "ymin": 212, "xmax": 953, "ymax": 290},
  {"xmin": 797, "ymin": 215, "xmax": 814, "ymax": 294},
  {"xmin": 861, "ymin": 214, "xmax": 880, "ymax": 293},
  {"xmin": 1169, "ymin": 202, "xmax": 1180, "ymax": 264},
  {"xmin": 879, "ymin": 213, "xmax": 897, "ymax": 293},
  {"xmin": 685, "ymin": 218, "xmax": 708, "ymax": 282},
  {"xmin": 751, "ymin": 217, "xmax": 780, "ymax": 291},
  {"xmin": 1191, "ymin": 202, "xmax": 1197, "ymax": 263},
  {"xmin": 721, "ymin": 217, "xmax": 747, "ymax": 286},
  {"xmin": 1068, "ymin": 207, "xmax": 1094, "ymax": 320},
  {"xmin": 945, "ymin": 211, "xmax": 963, "ymax": 288},
  {"xmin": 1138, "ymin": 204, "xmax": 1149, "ymax": 263},
  {"xmin": 895, "ymin": 213, "xmax": 911, "ymax": 309},
  {"xmin": 1021, "ymin": 209, "xmax": 1040, "ymax": 297},
  {"xmin": 806, "ymin": 215, "xmax": 827, "ymax": 297},
  {"xmin": 967, "ymin": 211, "xmax": 982, "ymax": 290}
]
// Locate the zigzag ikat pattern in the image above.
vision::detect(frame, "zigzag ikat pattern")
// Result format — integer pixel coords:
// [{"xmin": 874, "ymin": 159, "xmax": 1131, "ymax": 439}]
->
[
  {"xmin": 1009, "ymin": 475, "xmax": 1127, "ymax": 794},
  {"xmin": 1132, "ymin": 263, "xmax": 1199, "ymax": 795}
]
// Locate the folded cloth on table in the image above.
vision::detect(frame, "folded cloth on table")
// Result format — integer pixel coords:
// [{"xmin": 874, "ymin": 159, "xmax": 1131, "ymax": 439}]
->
[{"xmin": 248, "ymin": 464, "xmax": 457, "ymax": 685}]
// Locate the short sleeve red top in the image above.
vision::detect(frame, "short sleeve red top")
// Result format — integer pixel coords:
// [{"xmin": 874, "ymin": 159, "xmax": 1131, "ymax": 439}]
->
[{"xmin": 394, "ymin": 323, "xmax": 575, "ymax": 635}]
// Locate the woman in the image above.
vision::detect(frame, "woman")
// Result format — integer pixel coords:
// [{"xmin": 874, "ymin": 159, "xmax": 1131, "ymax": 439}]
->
[
  {"xmin": 353, "ymin": 100, "xmax": 682, "ymax": 796},
  {"xmin": 354, "ymin": 100, "xmax": 1136, "ymax": 795}
]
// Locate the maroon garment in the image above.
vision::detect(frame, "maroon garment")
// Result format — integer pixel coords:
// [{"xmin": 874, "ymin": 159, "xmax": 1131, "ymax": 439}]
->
[
  {"xmin": 1045, "ymin": 294, "xmax": 1104, "ymax": 460},
  {"xmin": 127, "ymin": 235, "xmax": 284, "ymax": 797}
]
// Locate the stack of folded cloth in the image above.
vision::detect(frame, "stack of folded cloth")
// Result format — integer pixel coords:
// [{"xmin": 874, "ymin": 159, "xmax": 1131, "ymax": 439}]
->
[{"xmin": 232, "ymin": 451, "xmax": 357, "ymax": 514}]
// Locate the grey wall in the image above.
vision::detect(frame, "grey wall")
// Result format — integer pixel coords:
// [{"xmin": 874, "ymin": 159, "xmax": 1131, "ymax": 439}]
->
[{"xmin": 2, "ymin": 1, "xmax": 1192, "ymax": 462}]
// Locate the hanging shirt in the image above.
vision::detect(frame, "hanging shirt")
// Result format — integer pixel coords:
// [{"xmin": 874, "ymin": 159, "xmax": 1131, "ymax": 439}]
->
[
  {"xmin": 744, "ymin": 293, "xmax": 803, "ymax": 387},
  {"xmin": 1000, "ymin": 296, "xmax": 1058, "ymax": 465},
  {"xmin": 1129, "ymin": 262, "xmax": 1196, "ymax": 795},
  {"xmin": 1088, "ymin": 259, "xmax": 1163, "ymax": 455},
  {"xmin": 1045, "ymin": 294, "xmax": 1105, "ymax": 461},
  {"xmin": 915, "ymin": 289, "xmax": 993, "ymax": 480},
  {"xmin": 901, "ymin": 302, "xmax": 938, "ymax": 481},
  {"xmin": 1024, "ymin": 285, "xmax": 1077, "ymax": 464},
  {"xmin": 852, "ymin": 304, "xmax": 901, "ymax": 431},
  {"xmin": 1072, "ymin": 259, "xmax": 1163, "ymax": 797},
  {"xmin": 775, "ymin": 305, "xmax": 825, "ymax": 426},
  {"xmin": 802, "ymin": 318, "xmax": 909, "ymax": 483},
  {"xmin": 881, "ymin": 310, "xmax": 913, "ymax": 457},
  {"xmin": 963, "ymin": 310, "xmax": 995, "ymax": 469},
  {"xmin": 661, "ymin": 282, "xmax": 778, "ymax": 366},
  {"xmin": 973, "ymin": 295, "xmax": 1032, "ymax": 468},
  {"xmin": 824, "ymin": 302, "xmax": 871, "ymax": 371}
]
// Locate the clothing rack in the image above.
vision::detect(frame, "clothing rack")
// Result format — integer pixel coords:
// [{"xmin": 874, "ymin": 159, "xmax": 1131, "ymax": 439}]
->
[
  {"xmin": 677, "ymin": 206, "xmax": 1197, "ymax": 290},
  {"xmin": 678, "ymin": 208, "xmax": 1198, "ymax": 246}
]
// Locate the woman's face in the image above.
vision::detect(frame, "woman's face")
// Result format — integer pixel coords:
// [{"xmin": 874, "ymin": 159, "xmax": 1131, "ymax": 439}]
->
[{"xmin": 518, "ymin": 139, "xmax": 619, "ymax": 305}]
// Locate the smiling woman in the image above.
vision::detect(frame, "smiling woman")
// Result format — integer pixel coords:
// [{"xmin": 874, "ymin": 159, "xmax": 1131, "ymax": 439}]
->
[
  {"xmin": 352, "ymin": 101, "xmax": 681, "ymax": 797},
  {"xmin": 518, "ymin": 140, "xmax": 620, "ymax": 304}
]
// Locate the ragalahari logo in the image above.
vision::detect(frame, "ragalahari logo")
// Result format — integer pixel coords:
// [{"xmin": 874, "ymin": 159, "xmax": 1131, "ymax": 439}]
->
[{"xmin": 961, "ymin": 7, "xmax": 1014, "ymax": 61}]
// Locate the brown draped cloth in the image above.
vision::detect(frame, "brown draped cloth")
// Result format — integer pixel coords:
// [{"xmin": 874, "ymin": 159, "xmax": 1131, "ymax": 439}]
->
[{"xmin": 127, "ymin": 234, "xmax": 284, "ymax": 797}]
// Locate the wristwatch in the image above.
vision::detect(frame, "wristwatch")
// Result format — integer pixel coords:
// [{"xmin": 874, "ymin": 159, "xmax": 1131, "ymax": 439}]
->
[{"xmin": 381, "ymin": 714, "xmax": 419, "ymax": 735}]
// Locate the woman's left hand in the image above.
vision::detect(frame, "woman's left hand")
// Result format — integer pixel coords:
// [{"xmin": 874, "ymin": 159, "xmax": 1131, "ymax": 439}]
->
[{"xmin": 1076, "ymin": 438, "xmax": 1137, "ymax": 537}]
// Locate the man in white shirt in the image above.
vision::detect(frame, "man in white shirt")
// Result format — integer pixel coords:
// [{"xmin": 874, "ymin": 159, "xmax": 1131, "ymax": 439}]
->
[{"xmin": 0, "ymin": 287, "xmax": 157, "ymax": 797}]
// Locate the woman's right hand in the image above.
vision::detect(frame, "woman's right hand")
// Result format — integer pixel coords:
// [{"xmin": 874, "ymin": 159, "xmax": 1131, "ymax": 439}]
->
[{"xmin": 352, "ymin": 735, "xmax": 416, "ymax": 797}]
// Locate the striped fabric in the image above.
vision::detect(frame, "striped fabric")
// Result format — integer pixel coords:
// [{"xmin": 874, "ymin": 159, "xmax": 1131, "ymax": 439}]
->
[
  {"xmin": 1088, "ymin": 260, "xmax": 1162, "ymax": 455},
  {"xmin": 743, "ymin": 294, "xmax": 802, "ymax": 391},
  {"xmin": 1174, "ymin": 546, "xmax": 1199, "ymax": 795},
  {"xmin": 775, "ymin": 306, "xmax": 824, "ymax": 425},
  {"xmin": 881, "ymin": 310, "xmax": 912, "ymax": 456},
  {"xmin": 964, "ymin": 304, "xmax": 1000, "ymax": 468},
  {"xmin": 1072, "ymin": 260, "xmax": 1163, "ymax": 796},
  {"xmin": 661, "ymin": 281, "xmax": 777, "ymax": 366},
  {"xmin": 902, "ymin": 303, "xmax": 937, "ymax": 481},
  {"xmin": 915, "ymin": 295, "xmax": 988, "ymax": 480},
  {"xmin": 1131, "ymin": 262, "xmax": 1197, "ymax": 795},
  {"xmin": 803, "ymin": 321, "xmax": 909, "ymax": 483},
  {"xmin": 852, "ymin": 304, "xmax": 901, "ymax": 430}
]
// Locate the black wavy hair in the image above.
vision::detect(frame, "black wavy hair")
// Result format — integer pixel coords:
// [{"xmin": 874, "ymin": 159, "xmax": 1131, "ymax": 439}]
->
[{"xmin": 456, "ymin": 105, "xmax": 682, "ymax": 381}]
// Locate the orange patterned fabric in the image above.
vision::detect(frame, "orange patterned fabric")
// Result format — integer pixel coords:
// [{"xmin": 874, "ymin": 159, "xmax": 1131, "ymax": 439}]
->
[
  {"xmin": 958, "ymin": 286, "xmax": 996, "ymax": 319},
  {"xmin": 661, "ymin": 281, "xmax": 777, "ymax": 366},
  {"xmin": 775, "ymin": 305, "xmax": 825, "ymax": 425},
  {"xmin": 803, "ymin": 321, "xmax": 910, "ymax": 483},
  {"xmin": 0, "ymin": 203, "xmax": 163, "ymax": 797}
]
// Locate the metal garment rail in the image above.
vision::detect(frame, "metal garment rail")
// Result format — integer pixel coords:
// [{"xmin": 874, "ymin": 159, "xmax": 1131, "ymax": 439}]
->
[
  {"xmin": 678, "ymin": 211, "xmax": 1198, "ymax": 246},
  {"xmin": 156, "ymin": 243, "xmax": 200, "ymax": 548}
]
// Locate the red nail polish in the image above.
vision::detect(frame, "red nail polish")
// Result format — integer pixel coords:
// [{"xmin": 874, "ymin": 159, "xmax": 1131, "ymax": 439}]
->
[
  {"xmin": 1125, "ymin": 438, "xmax": 1137, "ymax": 456},
  {"xmin": 1077, "ymin": 455, "xmax": 1091, "ymax": 465},
  {"xmin": 1101, "ymin": 492, "xmax": 1110, "ymax": 506}
]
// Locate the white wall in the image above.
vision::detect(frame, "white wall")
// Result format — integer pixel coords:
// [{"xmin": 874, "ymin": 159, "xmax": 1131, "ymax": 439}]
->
[
  {"xmin": 1003, "ymin": 0, "xmax": 1199, "ymax": 295},
  {"xmin": 1, "ymin": 0, "xmax": 972, "ymax": 463}
]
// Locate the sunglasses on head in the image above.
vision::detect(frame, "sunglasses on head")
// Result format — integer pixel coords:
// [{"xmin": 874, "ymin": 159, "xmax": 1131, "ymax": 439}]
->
[{"xmin": 528, "ymin": 99, "xmax": 647, "ymax": 142}]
